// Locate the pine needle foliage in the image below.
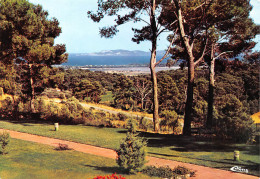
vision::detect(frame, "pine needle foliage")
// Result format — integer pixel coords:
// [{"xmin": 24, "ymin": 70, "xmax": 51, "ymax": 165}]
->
[
  {"xmin": 116, "ymin": 119, "xmax": 147, "ymax": 173},
  {"xmin": 0, "ymin": 131, "xmax": 10, "ymax": 155}
]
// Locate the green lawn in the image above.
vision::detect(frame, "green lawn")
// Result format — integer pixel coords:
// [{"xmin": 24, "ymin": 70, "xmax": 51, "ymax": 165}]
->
[
  {"xmin": 0, "ymin": 138, "xmax": 155, "ymax": 179},
  {"xmin": 0, "ymin": 120, "xmax": 259, "ymax": 176},
  {"xmin": 101, "ymin": 91, "xmax": 114, "ymax": 103}
]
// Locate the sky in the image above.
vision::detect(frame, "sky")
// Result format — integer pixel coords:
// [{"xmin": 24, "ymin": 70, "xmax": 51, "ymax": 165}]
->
[{"xmin": 29, "ymin": 0, "xmax": 260, "ymax": 53}]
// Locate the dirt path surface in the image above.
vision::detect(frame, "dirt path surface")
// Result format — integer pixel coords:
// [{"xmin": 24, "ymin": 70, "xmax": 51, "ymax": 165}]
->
[{"xmin": 0, "ymin": 129, "xmax": 257, "ymax": 179}]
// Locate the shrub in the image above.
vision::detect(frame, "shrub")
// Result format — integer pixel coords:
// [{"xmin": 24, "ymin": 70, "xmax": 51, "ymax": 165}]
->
[
  {"xmin": 41, "ymin": 88, "xmax": 61, "ymax": 98},
  {"xmin": 0, "ymin": 87, "xmax": 3, "ymax": 96},
  {"xmin": 95, "ymin": 111, "xmax": 106, "ymax": 118},
  {"xmin": 159, "ymin": 110, "xmax": 178, "ymax": 133},
  {"xmin": 89, "ymin": 107, "xmax": 95, "ymax": 111},
  {"xmin": 109, "ymin": 113, "xmax": 117, "ymax": 121},
  {"xmin": 0, "ymin": 131, "xmax": 10, "ymax": 155},
  {"xmin": 17, "ymin": 101, "xmax": 30, "ymax": 113},
  {"xmin": 173, "ymin": 165, "xmax": 196, "ymax": 177},
  {"xmin": 82, "ymin": 110, "xmax": 111, "ymax": 127},
  {"xmin": 142, "ymin": 166, "xmax": 174, "ymax": 178},
  {"xmin": 142, "ymin": 165, "xmax": 196, "ymax": 178},
  {"xmin": 60, "ymin": 93, "xmax": 66, "ymax": 99},
  {"xmin": 35, "ymin": 97, "xmax": 48, "ymax": 113},
  {"xmin": 66, "ymin": 101, "xmax": 78, "ymax": 114},
  {"xmin": 139, "ymin": 116, "xmax": 148, "ymax": 131},
  {"xmin": 139, "ymin": 117, "xmax": 154, "ymax": 132},
  {"xmin": 64, "ymin": 90, "xmax": 73, "ymax": 99},
  {"xmin": 215, "ymin": 94, "xmax": 254, "ymax": 142},
  {"xmin": 116, "ymin": 119, "xmax": 147, "ymax": 173},
  {"xmin": 193, "ymin": 100, "xmax": 208, "ymax": 123},
  {"xmin": 126, "ymin": 118, "xmax": 138, "ymax": 132},
  {"xmin": 1, "ymin": 96, "xmax": 13, "ymax": 112},
  {"xmin": 17, "ymin": 101, "xmax": 25, "ymax": 112},
  {"xmin": 110, "ymin": 120, "xmax": 126, "ymax": 128},
  {"xmin": 55, "ymin": 143, "xmax": 71, "ymax": 151},
  {"xmin": 117, "ymin": 113, "xmax": 127, "ymax": 121},
  {"xmin": 48, "ymin": 102, "xmax": 59, "ymax": 116},
  {"xmin": 59, "ymin": 105, "xmax": 72, "ymax": 123}
]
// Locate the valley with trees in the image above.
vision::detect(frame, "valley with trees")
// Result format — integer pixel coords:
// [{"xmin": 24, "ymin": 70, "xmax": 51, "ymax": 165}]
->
[{"xmin": 0, "ymin": 0, "xmax": 259, "ymax": 178}]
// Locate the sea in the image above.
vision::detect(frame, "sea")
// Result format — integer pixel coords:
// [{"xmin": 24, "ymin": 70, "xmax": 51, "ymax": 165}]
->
[
  {"xmin": 63, "ymin": 55, "xmax": 154, "ymax": 66},
  {"xmin": 61, "ymin": 54, "xmax": 179, "ymax": 74}
]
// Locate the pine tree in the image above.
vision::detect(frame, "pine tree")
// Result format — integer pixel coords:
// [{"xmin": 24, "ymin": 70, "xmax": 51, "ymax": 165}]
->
[
  {"xmin": 0, "ymin": 131, "xmax": 10, "ymax": 155},
  {"xmin": 0, "ymin": 0, "xmax": 68, "ymax": 112},
  {"xmin": 116, "ymin": 119, "xmax": 146, "ymax": 173}
]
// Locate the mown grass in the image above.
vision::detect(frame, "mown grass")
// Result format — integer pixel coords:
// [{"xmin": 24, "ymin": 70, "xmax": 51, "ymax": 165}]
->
[
  {"xmin": 0, "ymin": 120, "xmax": 259, "ymax": 176},
  {"xmin": 0, "ymin": 138, "xmax": 154, "ymax": 179},
  {"xmin": 251, "ymin": 112, "xmax": 260, "ymax": 123},
  {"xmin": 0, "ymin": 120, "xmax": 123, "ymax": 149},
  {"xmin": 101, "ymin": 91, "xmax": 114, "ymax": 103}
]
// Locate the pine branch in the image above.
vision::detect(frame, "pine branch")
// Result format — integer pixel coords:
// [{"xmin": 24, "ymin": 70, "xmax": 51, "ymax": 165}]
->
[
  {"xmin": 215, "ymin": 51, "xmax": 233, "ymax": 59},
  {"xmin": 195, "ymin": 37, "xmax": 209, "ymax": 66},
  {"xmin": 155, "ymin": 29, "xmax": 178, "ymax": 67}
]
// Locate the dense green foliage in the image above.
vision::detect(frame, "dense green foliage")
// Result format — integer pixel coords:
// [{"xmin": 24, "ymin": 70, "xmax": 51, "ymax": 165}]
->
[
  {"xmin": 1, "ymin": 60, "xmax": 258, "ymax": 141},
  {"xmin": 161, "ymin": 0, "xmax": 257, "ymax": 135},
  {"xmin": 143, "ymin": 165, "xmax": 195, "ymax": 178},
  {"xmin": 0, "ymin": 63, "xmax": 20, "ymax": 96},
  {"xmin": 214, "ymin": 94, "xmax": 254, "ymax": 142},
  {"xmin": 159, "ymin": 110, "xmax": 180, "ymax": 134},
  {"xmin": 0, "ymin": 0, "xmax": 68, "ymax": 112}
]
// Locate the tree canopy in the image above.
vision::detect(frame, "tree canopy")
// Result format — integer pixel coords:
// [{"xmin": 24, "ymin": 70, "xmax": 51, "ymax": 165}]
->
[
  {"xmin": 158, "ymin": 0, "xmax": 257, "ymax": 135},
  {"xmin": 0, "ymin": 0, "xmax": 68, "ymax": 112}
]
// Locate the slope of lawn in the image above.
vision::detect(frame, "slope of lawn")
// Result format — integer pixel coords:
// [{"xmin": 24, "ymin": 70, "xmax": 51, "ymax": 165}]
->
[
  {"xmin": 100, "ymin": 91, "xmax": 114, "ymax": 103},
  {"xmin": 0, "ymin": 120, "xmax": 259, "ymax": 176},
  {"xmin": 251, "ymin": 112, "xmax": 260, "ymax": 124},
  {"xmin": 0, "ymin": 138, "xmax": 155, "ymax": 179}
]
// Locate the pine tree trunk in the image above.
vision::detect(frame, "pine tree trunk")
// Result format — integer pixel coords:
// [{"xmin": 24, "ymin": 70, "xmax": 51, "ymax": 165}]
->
[
  {"xmin": 206, "ymin": 58, "xmax": 215, "ymax": 129},
  {"xmin": 183, "ymin": 60, "xmax": 195, "ymax": 136},
  {"xmin": 150, "ymin": 0, "xmax": 160, "ymax": 132},
  {"xmin": 141, "ymin": 97, "xmax": 144, "ymax": 110},
  {"xmin": 29, "ymin": 64, "xmax": 36, "ymax": 113},
  {"xmin": 150, "ymin": 63, "xmax": 160, "ymax": 132},
  {"xmin": 176, "ymin": 2, "xmax": 195, "ymax": 136}
]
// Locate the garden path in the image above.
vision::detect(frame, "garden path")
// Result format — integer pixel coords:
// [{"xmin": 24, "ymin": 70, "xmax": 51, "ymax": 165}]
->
[{"xmin": 0, "ymin": 129, "xmax": 257, "ymax": 179}]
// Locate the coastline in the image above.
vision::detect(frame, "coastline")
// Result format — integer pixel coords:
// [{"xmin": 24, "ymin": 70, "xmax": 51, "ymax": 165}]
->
[
  {"xmin": 54, "ymin": 64, "xmax": 180, "ymax": 75},
  {"xmin": 81, "ymin": 66, "xmax": 180, "ymax": 75}
]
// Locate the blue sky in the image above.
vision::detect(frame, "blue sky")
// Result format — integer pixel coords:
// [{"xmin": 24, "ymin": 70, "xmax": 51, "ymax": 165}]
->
[{"xmin": 29, "ymin": 0, "xmax": 260, "ymax": 53}]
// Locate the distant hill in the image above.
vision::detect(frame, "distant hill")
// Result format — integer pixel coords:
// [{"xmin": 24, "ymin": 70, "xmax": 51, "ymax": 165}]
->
[
  {"xmin": 70, "ymin": 49, "xmax": 166, "ymax": 57},
  {"xmin": 64, "ymin": 50, "xmax": 169, "ymax": 66}
]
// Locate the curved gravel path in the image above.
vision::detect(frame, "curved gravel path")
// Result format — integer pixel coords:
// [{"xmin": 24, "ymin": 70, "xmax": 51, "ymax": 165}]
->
[{"xmin": 0, "ymin": 129, "xmax": 257, "ymax": 179}]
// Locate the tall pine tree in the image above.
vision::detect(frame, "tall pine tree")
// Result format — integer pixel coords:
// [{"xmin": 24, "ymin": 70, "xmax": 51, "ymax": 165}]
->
[
  {"xmin": 160, "ymin": 0, "xmax": 257, "ymax": 135},
  {"xmin": 0, "ymin": 0, "xmax": 68, "ymax": 112}
]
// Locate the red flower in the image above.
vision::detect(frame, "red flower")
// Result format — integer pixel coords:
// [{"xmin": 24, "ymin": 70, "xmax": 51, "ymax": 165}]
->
[{"xmin": 93, "ymin": 173, "xmax": 125, "ymax": 179}]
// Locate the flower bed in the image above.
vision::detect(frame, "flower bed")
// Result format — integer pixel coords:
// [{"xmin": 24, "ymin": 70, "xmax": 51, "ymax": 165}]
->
[{"xmin": 93, "ymin": 173, "xmax": 125, "ymax": 179}]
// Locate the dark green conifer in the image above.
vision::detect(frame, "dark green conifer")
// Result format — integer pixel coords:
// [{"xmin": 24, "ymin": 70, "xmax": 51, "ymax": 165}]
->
[{"xmin": 116, "ymin": 119, "xmax": 146, "ymax": 173}]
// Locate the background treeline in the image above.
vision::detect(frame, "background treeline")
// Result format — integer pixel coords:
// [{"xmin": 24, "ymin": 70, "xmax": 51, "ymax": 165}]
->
[{"xmin": 0, "ymin": 57, "xmax": 258, "ymax": 141}]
